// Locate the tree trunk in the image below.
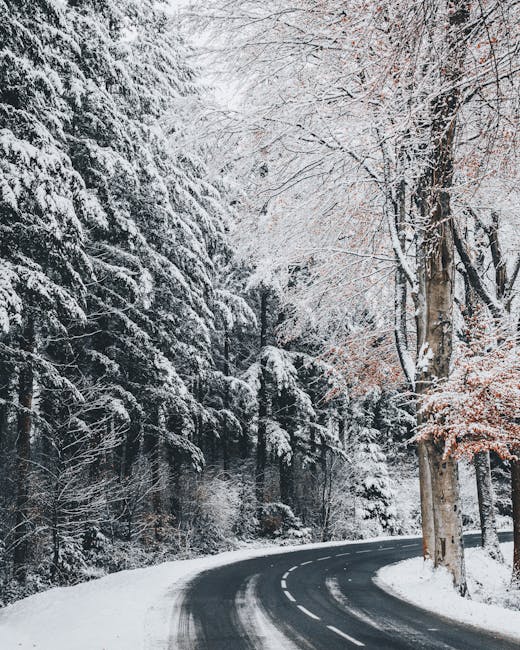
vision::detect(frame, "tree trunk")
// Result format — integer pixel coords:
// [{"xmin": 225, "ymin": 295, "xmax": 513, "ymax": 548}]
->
[
  {"xmin": 279, "ymin": 457, "xmax": 289, "ymax": 504},
  {"xmin": 51, "ymin": 490, "xmax": 60, "ymax": 582},
  {"xmin": 0, "ymin": 363, "xmax": 14, "ymax": 515},
  {"xmin": 515, "ymin": 315, "xmax": 520, "ymax": 584},
  {"xmin": 222, "ymin": 327, "xmax": 231, "ymax": 472},
  {"xmin": 122, "ymin": 413, "xmax": 142, "ymax": 478},
  {"xmin": 255, "ymin": 290, "xmax": 268, "ymax": 510},
  {"xmin": 413, "ymin": 0, "xmax": 470, "ymax": 594},
  {"xmin": 488, "ymin": 212, "xmax": 507, "ymax": 302},
  {"xmin": 417, "ymin": 440, "xmax": 435, "ymax": 559},
  {"xmin": 415, "ymin": 187, "xmax": 463, "ymax": 574},
  {"xmin": 13, "ymin": 318, "xmax": 35, "ymax": 582},
  {"xmin": 392, "ymin": 173, "xmax": 416, "ymax": 389},
  {"xmin": 147, "ymin": 408, "xmax": 163, "ymax": 541},
  {"xmin": 320, "ymin": 450, "xmax": 333, "ymax": 542},
  {"xmin": 0, "ymin": 361, "xmax": 13, "ymax": 450},
  {"xmin": 427, "ymin": 440, "xmax": 466, "ymax": 593},
  {"xmin": 279, "ymin": 455, "xmax": 294, "ymax": 508},
  {"xmin": 255, "ymin": 368, "xmax": 268, "ymax": 509},
  {"xmin": 391, "ymin": 152, "xmax": 437, "ymax": 560},
  {"xmin": 461, "ymin": 274, "xmax": 503, "ymax": 561},
  {"xmin": 169, "ymin": 455, "xmax": 183, "ymax": 526},
  {"xmin": 474, "ymin": 451, "xmax": 503, "ymax": 561},
  {"xmin": 512, "ymin": 459, "xmax": 520, "ymax": 586},
  {"xmin": 415, "ymin": 197, "xmax": 467, "ymax": 592}
]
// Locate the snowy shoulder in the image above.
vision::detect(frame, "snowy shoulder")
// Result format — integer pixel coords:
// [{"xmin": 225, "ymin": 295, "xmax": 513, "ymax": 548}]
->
[{"xmin": 375, "ymin": 542, "xmax": 520, "ymax": 644}]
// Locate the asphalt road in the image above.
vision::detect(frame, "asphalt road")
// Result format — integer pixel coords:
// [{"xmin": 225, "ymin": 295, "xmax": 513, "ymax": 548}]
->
[{"xmin": 176, "ymin": 532, "xmax": 517, "ymax": 650}]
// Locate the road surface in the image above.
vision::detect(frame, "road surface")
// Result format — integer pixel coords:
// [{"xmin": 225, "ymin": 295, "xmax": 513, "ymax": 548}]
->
[{"xmin": 176, "ymin": 532, "xmax": 517, "ymax": 649}]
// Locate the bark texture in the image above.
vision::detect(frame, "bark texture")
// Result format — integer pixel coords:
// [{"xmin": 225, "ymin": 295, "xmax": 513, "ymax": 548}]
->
[
  {"xmin": 474, "ymin": 451, "xmax": 503, "ymax": 561},
  {"xmin": 13, "ymin": 318, "xmax": 35, "ymax": 581},
  {"xmin": 460, "ymin": 270, "xmax": 503, "ymax": 559},
  {"xmin": 414, "ymin": 0, "xmax": 471, "ymax": 594},
  {"xmin": 427, "ymin": 440, "xmax": 466, "ymax": 593},
  {"xmin": 512, "ymin": 459, "xmax": 520, "ymax": 585},
  {"xmin": 415, "ymin": 200, "xmax": 466, "ymax": 590},
  {"xmin": 255, "ymin": 291, "xmax": 268, "ymax": 509},
  {"xmin": 279, "ymin": 455, "xmax": 294, "ymax": 508},
  {"xmin": 417, "ymin": 440, "xmax": 435, "ymax": 559}
]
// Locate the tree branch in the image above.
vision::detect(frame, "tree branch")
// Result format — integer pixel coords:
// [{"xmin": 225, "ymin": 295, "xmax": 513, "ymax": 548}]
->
[{"xmin": 453, "ymin": 222, "xmax": 503, "ymax": 319}]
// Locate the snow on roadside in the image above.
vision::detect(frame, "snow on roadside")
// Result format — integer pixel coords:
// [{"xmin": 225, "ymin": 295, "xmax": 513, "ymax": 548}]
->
[
  {"xmin": 376, "ymin": 542, "xmax": 520, "ymax": 644},
  {"xmin": 0, "ymin": 534, "xmax": 419, "ymax": 650}
]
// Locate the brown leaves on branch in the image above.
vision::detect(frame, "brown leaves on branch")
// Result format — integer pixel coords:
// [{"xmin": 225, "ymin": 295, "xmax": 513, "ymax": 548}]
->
[
  {"xmin": 325, "ymin": 326, "xmax": 402, "ymax": 398},
  {"xmin": 417, "ymin": 318, "xmax": 520, "ymax": 461}
]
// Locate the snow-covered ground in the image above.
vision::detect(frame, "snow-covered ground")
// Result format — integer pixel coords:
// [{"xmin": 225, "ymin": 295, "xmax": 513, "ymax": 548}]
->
[
  {"xmin": 3, "ymin": 535, "xmax": 517, "ymax": 650},
  {"xmin": 376, "ymin": 542, "xmax": 520, "ymax": 644},
  {"xmin": 0, "ymin": 546, "xmax": 265, "ymax": 650},
  {"xmin": 0, "ymin": 536, "xmax": 413, "ymax": 650}
]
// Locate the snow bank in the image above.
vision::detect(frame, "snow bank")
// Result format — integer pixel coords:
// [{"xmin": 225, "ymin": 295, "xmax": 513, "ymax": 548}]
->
[
  {"xmin": 0, "ymin": 535, "xmax": 417, "ymax": 650},
  {"xmin": 376, "ymin": 542, "xmax": 520, "ymax": 644}
]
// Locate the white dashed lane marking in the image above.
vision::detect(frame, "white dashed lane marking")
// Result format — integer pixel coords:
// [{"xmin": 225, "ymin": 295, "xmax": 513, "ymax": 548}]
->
[
  {"xmin": 327, "ymin": 625, "xmax": 365, "ymax": 646},
  {"xmin": 297, "ymin": 605, "xmax": 321, "ymax": 620},
  {"xmin": 280, "ymin": 551, "xmax": 367, "ymax": 647}
]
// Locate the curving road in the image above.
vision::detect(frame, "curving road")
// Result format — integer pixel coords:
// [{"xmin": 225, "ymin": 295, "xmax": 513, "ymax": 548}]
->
[{"xmin": 175, "ymin": 532, "xmax": 517, "ymax": 650}]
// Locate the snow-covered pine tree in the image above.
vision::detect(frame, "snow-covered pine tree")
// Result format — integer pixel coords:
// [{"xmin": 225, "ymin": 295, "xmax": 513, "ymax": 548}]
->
[
  {"xmin": 0, "ymin": 0, "xmax": 256, "ymax": 588},
  {"xmin": 60, "ymin": 0, "xmax": 234, "ymax": 534},
  {"xmin": 349, "ymin": 397, "xmax": 398, "ymax": 535},
  {"xmin": 0, "ymin": 0, "xmax": 95, "ymax": 582},
  {"xmin": 243, "ymin": 276, "xmax": 348, "ymax": 528},
  {"xmin": 206, "ymin": 278, "xmax": 258, "ymax": 468}
]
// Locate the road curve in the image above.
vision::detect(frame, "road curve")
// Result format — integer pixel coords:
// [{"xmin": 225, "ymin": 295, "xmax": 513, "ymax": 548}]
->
[{"xmin": 175, "ymin": 532, "xmax": 517, "ymax": 650}]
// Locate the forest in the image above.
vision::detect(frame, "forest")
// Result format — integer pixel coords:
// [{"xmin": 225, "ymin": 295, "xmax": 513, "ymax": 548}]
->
[{"xmin": 0, "ymin": 0, "xmax": 519, "ymax": 617}]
